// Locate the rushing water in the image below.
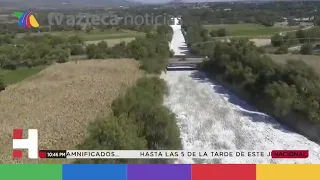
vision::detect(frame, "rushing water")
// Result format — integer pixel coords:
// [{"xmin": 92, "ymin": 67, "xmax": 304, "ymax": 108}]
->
[{"xmin": 160, "ymin": 18, "xmax": 320, "ymax": 164}]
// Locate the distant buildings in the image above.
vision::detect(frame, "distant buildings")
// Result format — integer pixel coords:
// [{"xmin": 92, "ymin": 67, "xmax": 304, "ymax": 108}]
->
[{"xmin": 278, "ymin": 16, "xmax": 315, "ymax": 27}]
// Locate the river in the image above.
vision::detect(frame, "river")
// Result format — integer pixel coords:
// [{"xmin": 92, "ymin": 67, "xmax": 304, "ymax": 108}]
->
[{"xmin": 160, "ymin": 18, "xmax": 320, "ymax": 164}]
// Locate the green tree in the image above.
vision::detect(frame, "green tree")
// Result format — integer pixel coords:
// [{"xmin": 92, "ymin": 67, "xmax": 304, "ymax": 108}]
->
[
  {"xmin": 307, "ymin": 98, "xmax": 320, "ymax": 123},
  {"xmin": 216, "ymin": 28, "xmax": 228, "ymax": 37},
  {"xmin": 86, "ymin": 41, "xmax": 109, "ymax": 59},
  {"xmin": 45, "ymin": 48, "xmax": 70, "ymax": 63},
  {"xmin": 20, "ymin": 44, "xmax": 43, "ymax": 66},
  {"xmin": 35, "ymin": 43, "xmax": 51, "ymax": 59},
  {"xmin": 76, "ymin": 114, "xmax": 148, "ymax": 164},
  {"xmin": 108, "ymin": 41, "xmax": 128, "ymax": 58},
  {"xmin": 70, "ymin": 44, "xmax": 85, "ymax": 55},
  {"xmin": 210, "ymin": 30, "xmax": 217, "ymax": 37},
  {"xmin": 284, "ymin": 33, "xmax": 300, "ymax": 46},
  {"xmin": 0, "ymin": 73, "xmax": 5, "ymax": 91},
  {"xmin": 296, "ymin": 29, "xmax": 306, "ymax": 43},
  {"xmin": 274, "ymin": 45, "xmax": 288, "ymax": 54},
  {"xmin": 200, "ymin": 28, "xmax": 209, "ymax": 38},
  {"xmin": 48, "ymin": 35, "xmax": 67, "ymax": 47},
  {"xmin": 86, "ymin": 44, "xmax": 100, "ymax": 59},
  {"xmin": 139, "ymin": 57, "xmax": 168, "ymax": 74},
  {"xmin": 0, "ymin": 35, "xmax": 12, "ymax": 45},
  {"xmin": 68, "ymin": 35, "xmax": 84, "ymax": 44},
  {"xmin": 265, "ymin": 82, "xmax": 298, "ymax": 117},
  {"xmin": 126, "ymin": 38, "xmax": 149, "ymax": 60},
  {"xmin": 271, "ymin": 34, "xmax": 284, "ymax": 47}
]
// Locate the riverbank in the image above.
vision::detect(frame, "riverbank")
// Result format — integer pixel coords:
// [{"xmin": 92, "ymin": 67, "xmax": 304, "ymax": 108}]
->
[
  {"xmin": 164, "ymin": 18, "xmax": 320, "ymax": 164},
  {"xmin": 204, "ymin": 72, "xmax": 320, "ymax": 144}
]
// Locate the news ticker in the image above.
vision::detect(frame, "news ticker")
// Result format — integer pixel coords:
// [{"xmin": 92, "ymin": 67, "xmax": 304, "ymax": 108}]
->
[{"xmin": 38, "ymin": 150, "xmax": 309, "ymax": 159}]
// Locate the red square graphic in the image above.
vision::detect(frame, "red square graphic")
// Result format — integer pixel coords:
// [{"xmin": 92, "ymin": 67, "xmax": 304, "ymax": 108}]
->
[
  {"xmin": 13, "ymin": 150, "xmax": 23, "ymax": 158},
  {"xmin": 13, "ymin": 129, "xmax": 23, "ymax": 139},
  {"xmin": 39, "ymin": 151, "xmax": 46, "ymax": 158}
]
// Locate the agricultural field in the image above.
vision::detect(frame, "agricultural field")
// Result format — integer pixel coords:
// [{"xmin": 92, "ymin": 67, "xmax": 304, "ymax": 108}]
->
[
  {"xmin": 0, "ymin": 14, "xmax": 9, "ymax": 23},
  {"xmin": 268, "ymin": 54, "xmax": 320, "ymax": 73},
  {"xmin": 0, "ymin": 59, "xmax": 142, "ymax": 164},
  {"xmin": 0, "ymin": 66, "xmax": 46, "ymax": 85},
  {"xmin": 204, "ymin": 23, "xmax": 298, "ymax": 37},
  {"xmin": 17, "ymin": 29, "xmax": 145, "ymax": 41}
]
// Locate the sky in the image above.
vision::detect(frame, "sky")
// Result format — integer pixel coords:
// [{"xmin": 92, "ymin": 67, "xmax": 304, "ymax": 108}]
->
[
  {"xmin": 131, "ymin": 0, "xmax": 289, "ymax": 3},
  {"xmin": 132, "ymin": 0, "xmax": 228, "ymax": 2},
  {"xmin": 0, "ymin": 0, "xmax": 295, "ymax": 6}
]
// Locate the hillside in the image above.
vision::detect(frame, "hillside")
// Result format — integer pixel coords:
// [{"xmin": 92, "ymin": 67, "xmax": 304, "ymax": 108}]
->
[{"xmin": 0, "ymin": 0, "xmax": 140, "ymax": 8}]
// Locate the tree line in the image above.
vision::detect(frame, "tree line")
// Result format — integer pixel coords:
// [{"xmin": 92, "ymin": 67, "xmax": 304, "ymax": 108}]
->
[
  {"xmin": 177, "ymin": 1, "xmax": 320, "ymax": 26},
  {"xmin": 270, "ymin": 27, "xmax": 320, "ymax": 55},
  {"xmin": 182, "ymin": 18, "xmax": 320, "ymax": 124},
  {"xmin": 200, "ymin": 39, "xmax": 320, "ymax": 124},
  {"xmin": 75, "ymin": 25, "xmax": 182, "ymax": 164},
  {"xmin": 85, "ymin": 24, "xmax": 173, "ymax": 74},
  {"xmin": 75, "ymin": 76, "xmax": 181, "ymax": 164},
  {"xmin": 0, "ymin": 33, "xmax": 81, "ymax": 70},
  {"xmin": 181, "ymin": 16, "xmax": 227, "ymax": 48},
  {"xmin": 0, "ymin": 24, "xmax": 174, "ymax": 92}
]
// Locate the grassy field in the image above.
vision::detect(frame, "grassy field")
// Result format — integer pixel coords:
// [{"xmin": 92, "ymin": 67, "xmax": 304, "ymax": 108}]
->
[
  {"xmin": 0, "ymin": 66, "xmax": 46, "ymax": 85},
  {"xmin": 204, "ymin": 24, "xmax": 298, "ymax": 37},
  {"xmin": 0, "ymin": 14, "xmax": 9, "ymax": 23},
  {"xmin": 0, "ymin": 59, "xmax": 142, "ymax": 164},
  {"xmin": 85, "ymin": 37, "xmax": 136, "ymax": 46},
  {"xmin": 268, "ymin": 54, "xmax": 320, "ymax": 73},
  {"xmin": 17, "ymin": 29, "xmax": 145, "ymax": 41}
]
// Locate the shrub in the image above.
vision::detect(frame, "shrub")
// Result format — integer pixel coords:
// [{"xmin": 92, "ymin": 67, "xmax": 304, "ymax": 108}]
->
[
  {"xmin": 300, "ymin": 43, "xmax": 313, "ymax": 55},
  {"xmin": 0, "ymin": 73, "xmax": 5, "ymax": 91},
  {"xmin": 217, "ymin": 28, "xmax": 228, "ymax": 37},
  {"xmin": 139, "ymin": 57, "xmax": 168, "ymax": 74},
  {"xmin": 284, "ymin": 33, "xmax": 300, "ymax": 46},
  {"xmin": 296, "ymin": 29, "xmax": 306, "ymax": 43},
  {"xmin": 45, "ymin": 48, "xmax": 70, "ymax": 63},
  {"xmin": 271, "ymin": 34, "xmax": 284, "ymax": 47},
  {"xmin": 112, "ymin": 77, "xmax": 168, "ymax": 116},
  {"xmin": 68, "ymin": 35, "xmax": 84, "ymax": 44},
  {"xmin": 70, "ymin": 44, "xmax": 85, "ymax": 55},
  {"xmin": 75, "ymin": 114, "xmax": 148, "ymax": 164},
  {"xmin": 257, "ymin": 47, "xmax": 266, "ymax": 54},
  {"xmin": 77, "ymin": 76, "xmax": 181, "ymax": 164},
  {"xmin": 86, "ymin": 42, "xmax": 109, "ymax": 59},
  {"xmin": 2, "ymin": 63, "xmax": 16, "ymax": 70},
  {"xmin": 210, "ymin": 30, "xmax": 217, "ymax": 37},
  {"xmin": 108, "ymin": 42, "xmax": 128, "ymax": 58},
  {"xmin": 274, "ymin": 45, "xmax": 288, "ymax": 54}
]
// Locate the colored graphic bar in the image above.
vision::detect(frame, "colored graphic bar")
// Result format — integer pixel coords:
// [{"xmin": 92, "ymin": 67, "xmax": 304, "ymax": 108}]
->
[{"xmin": 0, "ymin": 164, "xmax": 319, "ymax": 180}]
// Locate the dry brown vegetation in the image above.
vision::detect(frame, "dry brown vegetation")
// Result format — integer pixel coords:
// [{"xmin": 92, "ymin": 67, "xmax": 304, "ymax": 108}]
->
[
  {"xmin": 0, "ymin": 59, "xmax": 142, "ymax": 164},
  {"xmin": 250, "ymin": 39, "xmax": 271, "ymax": 47},
  {"xmin": 267, "ymin": 54, "xmax": 320, "ymax": 73}
]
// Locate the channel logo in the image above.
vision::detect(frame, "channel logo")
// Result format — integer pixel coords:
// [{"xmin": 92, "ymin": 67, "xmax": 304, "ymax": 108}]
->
[
  {"xmin": 12, "ymin": 129, "xmax": 38, "ymax": 159},
  {"xmin": 13, "ymin": 11, "xmax": 39, "ymax": 28}
]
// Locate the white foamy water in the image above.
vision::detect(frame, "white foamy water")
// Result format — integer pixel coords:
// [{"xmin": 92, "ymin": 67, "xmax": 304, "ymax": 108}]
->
[{"xmin": 161, "ymin": 18, "xmax": 320, "ymax": 164}]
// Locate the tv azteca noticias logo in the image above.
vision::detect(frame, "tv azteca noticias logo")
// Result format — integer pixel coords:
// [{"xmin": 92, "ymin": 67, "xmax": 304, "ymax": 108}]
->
[
  {"xmin": 12, "ymin": 129, "xmax": 38, "ymax": 159},
  {"xmin": 13, "ymin": 11, "xmax": 39, "ymax": 28}
]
